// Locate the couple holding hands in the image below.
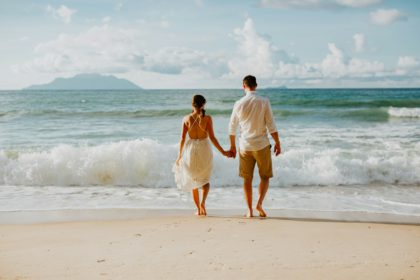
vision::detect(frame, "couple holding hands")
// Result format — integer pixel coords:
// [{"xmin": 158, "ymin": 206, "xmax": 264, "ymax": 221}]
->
[{"xmin": 174, "ymin": 75, "xmax": 281, "ymax": 218}]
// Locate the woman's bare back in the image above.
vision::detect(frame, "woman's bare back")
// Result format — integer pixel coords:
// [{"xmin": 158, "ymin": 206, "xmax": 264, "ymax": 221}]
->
[{"xmin": 185, "ymin": 114, "xmax": 209, "ymax": 139}]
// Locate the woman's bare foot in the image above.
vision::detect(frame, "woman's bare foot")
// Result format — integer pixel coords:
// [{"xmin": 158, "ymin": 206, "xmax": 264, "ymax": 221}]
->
[
  {"xmin": 195, "ymin": 208, "xmax": 202, "ymax": 216},
  {"xmin": 245, "ymin": 209, "xmax": 253, "ymax": 218},
  {"xmin": 200, "ymin": 203, "xmax": 207, "ymax": 216},
  {"xmin": 256, "ymin": 204, "xmax": 267, "ymax": 217}
]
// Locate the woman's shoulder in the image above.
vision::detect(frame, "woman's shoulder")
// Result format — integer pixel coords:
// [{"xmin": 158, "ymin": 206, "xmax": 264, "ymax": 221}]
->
[{"xmin": 183, "ymin": 114, "xmax": 192, "ymax": 123}]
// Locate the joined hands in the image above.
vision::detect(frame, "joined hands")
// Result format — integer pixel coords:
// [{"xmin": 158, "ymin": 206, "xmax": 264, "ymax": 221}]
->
[
  {"xmin": 222, "ymin": 147, "xmax": 236, "ymax": 158},
  {"xmin": 222, "ymin": 150, "xmax": 236, "ymax": 158}
]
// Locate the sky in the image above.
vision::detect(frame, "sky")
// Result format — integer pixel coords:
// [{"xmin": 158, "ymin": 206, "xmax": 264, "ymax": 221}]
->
[{"xmin": 1, "ymin": 0, "xmax": 420, "ymax": 89}]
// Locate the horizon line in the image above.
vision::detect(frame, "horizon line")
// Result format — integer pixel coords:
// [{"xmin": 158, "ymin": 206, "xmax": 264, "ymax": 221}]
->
[
  {"xmin": 2, "ymin": 87, "xmax": 420, "ymax": 91},
  {"xmin": 0, "ymin": 86, "xmax": 420, "ymax": 92}
]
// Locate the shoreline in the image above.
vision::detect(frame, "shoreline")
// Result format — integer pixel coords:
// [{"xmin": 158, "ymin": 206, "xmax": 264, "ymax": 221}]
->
[{"xmin": 1, "ymin": 208, "xmax": 419, "ymax": 225}]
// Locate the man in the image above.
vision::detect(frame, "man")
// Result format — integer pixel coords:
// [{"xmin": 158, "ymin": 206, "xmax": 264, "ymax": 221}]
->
[{"xmin": 229, "ymin": 75, "xmax": 281, "ymax": 218}]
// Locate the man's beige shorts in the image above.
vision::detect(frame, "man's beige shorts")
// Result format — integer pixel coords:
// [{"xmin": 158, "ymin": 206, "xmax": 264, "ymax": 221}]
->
[{"xmin": 239, "ymin": 145, "xmax": 273, "ymax": 180}]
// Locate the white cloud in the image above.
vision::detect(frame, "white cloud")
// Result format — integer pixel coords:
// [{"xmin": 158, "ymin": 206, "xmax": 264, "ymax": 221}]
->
[
  {"xmin": 353, "ymin": 33, "xmax": 365, "ymax": 53},
  {"xmin": 46, "ymin": 5, "xmax": 77, "ymax": 24},
  {"xmin": 260, "ymin": 0, "xmax": 323, "ymax": 9},
  {"xmin": 396, "ymin": 56, "xmax": 419, "ymax": 75},
  {"xmin": 260, "ymin": 0, "xmax": 381, "ymax": 9},
  {"xmin": 397, "ymin": 56, "xmax": 419, "ymax": 69},
  {"xmin": 102, "ymin": 16, "xmax": 111, "ymax": 23},
  {"xmin": 228, "ymin": 18, "xmax": 275, "ymax": 78},
  {"xmin": 160, "ymin": 19, "xmax": 170, "ymax": 28},
  {"xmin": 319, "ymin": 43, "xmax": 385, "ymax": 78},
  {"xmin": 142, "ymin": 47, "xmax": 226, "ymax": 76},
  {"xmin": 27, "ymin": 24, "xmax": 142, "ymax": 73},
  {"xmin": 15, "ymin": 25, "xmax": 145, "ymax": 74},
  {"xmin": 13, "ymin": 17, "xmax": 420, "ymax": 88},
  {"xmin": 275, "ymin": 62, "xmax": 319, "ymax": 79},
  {"xmin": 347, "ymin": 58, "xmax": 385, "ymax": 76},
  {"xmin": 370, "ymin": 9, "xmax": 407, "ymax": 25},
  {"xmin": 115, "ymin": 2, "xmax": 123, "ymax": 11},
  {"xmin": 335, "ymin": 0, "xmax": 380, "ymax": 7},
  {"xmin": 14, "ymin": 24, "xmax": 226, "ymax": 78},
  {"xmin": 320, "ymin": 43, "xmax": 348, "ymax": 77},
  {"xmin": 227, "ymin": 18, "xmax": 297, "ymax": 79},
  {"xmin": 194, "ymin": 0, "xmax": 204, "ymax": 7},
  {"xmin": 227, "ymin": 19, "xmax": 387, "ymax": 84}
]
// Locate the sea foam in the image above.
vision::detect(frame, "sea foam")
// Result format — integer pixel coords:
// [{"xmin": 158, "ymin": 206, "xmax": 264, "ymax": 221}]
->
[
  {"xmin": 388, "ymin": 107, "xmax": 420, "ymax": 118},
  {"xmin": 0, "ymin": 138, "xmax": 419, "ymax": 187},
  {"xmin": 0, "ymin": 139, "xmax": 178, "ymax": 187}
]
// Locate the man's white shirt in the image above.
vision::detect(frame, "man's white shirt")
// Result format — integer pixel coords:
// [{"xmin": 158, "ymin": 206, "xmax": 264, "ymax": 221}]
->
[{"xmin": 229, "ymin": 90, "xmax": 277, "ymax": 152}]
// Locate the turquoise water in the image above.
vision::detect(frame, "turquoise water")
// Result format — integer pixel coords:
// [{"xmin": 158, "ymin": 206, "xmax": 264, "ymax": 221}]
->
[
  {"xmin": 2, "ymin": 88, "xmax": 419, "ymax": 148},
  {"xmin": 2, "ymin": 88, "xmax": 419, "ymax": 145},
  {"xmin": 0, "ymin": 88, "xmax": 419, "ymax": 214}
]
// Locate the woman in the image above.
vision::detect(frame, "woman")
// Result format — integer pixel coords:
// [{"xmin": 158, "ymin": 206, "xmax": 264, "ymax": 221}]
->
[{"xmin": 174, "ymin": 95, "xmax": 230, "ymax": 216}]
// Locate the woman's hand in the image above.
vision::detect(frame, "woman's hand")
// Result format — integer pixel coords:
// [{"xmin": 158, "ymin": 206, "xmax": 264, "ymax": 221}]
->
[
  {"xmin": 175, "ymin": 156, "xmax": 182, "ymax": 166},
  {"xmin": 222, "ymin": 150, "xmax": 232, "ymax": 158}
]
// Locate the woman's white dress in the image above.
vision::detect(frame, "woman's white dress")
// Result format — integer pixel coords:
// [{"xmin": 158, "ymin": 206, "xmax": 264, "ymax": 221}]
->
[{"xmin": 173, "ymin": 117, "xmax": 213, "ymax": 191}]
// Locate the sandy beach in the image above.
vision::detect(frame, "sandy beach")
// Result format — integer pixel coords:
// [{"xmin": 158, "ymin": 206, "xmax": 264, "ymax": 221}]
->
[{"xmin": 1, "ymin": 210, "xmax": 419, "ymax": 280}]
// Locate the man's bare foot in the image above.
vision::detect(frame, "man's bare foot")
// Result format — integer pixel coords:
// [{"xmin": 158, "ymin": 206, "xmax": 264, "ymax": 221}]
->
[
  {"xmin": 245, "ymin": 209, "xmax": 253, "ymax": 218},
  {"xmin": 256, "ymin": 204, "xmax": 267, "ymax": 217},
  {"xmin": 200, "ymin": 204, "xmax": 207, "ymax": 216}
]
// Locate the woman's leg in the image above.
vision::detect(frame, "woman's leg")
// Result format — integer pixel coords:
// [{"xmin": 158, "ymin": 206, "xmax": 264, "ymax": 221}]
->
[
  {"xmin": 200, "ymin": 183, "xmax": 210, "ymax": 216},
  {"xmin": 192, "ymin": 188, "xmax": 201, "ymax": 215}
]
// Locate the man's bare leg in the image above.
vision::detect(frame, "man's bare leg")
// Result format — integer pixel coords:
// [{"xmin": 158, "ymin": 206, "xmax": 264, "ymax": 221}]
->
[
  {"xmin": 243, "ymin": 178, "xmax": 253, "ymax": 217},
  {"xmin": 256, "ymin": 178, "xmax": 269, "ymax": 217},
  {"xmin": 200, "ymin": 183, "xmax": 210, "ymax": 216},
  {"xmin": 192, "ymin": 188, "xmax": 201, "ymax": 215}
]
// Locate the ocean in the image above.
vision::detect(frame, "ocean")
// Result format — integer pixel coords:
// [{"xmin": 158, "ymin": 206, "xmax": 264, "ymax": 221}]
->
[{"xmin": 1, "ymin": 88, "xmax": 419, "ymax": 216}]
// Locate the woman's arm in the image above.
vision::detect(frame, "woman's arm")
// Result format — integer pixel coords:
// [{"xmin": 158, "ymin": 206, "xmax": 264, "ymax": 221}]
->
[
  {"xmin": 176, "ymin": 117, "xmax": 188, "ymax": 164},
  {"xmin": 207, "ymin": 116, "xmax": 228, "ymax": 156}
]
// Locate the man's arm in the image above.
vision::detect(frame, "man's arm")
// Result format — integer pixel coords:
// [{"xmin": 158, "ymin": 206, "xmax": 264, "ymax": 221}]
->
[
  {"xmin": 228, "ymin": 104, "xmax": 239, "ymax": 158},
  {"xmin": 229, "ymin": 135, "xmax": 237, "ymax": 158},
  {"xmin": 265, "ymin": 99, "xmax": 281, "ymax": 156},
  {"xmin": 270, "ymin": 131, "xmax": 281, "ymax": 156}
]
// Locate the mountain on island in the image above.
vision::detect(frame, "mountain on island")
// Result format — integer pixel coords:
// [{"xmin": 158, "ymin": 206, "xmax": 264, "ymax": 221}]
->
[{"xmin": 24, "ymin": 73, "xmax": 141, "ymax": 90}]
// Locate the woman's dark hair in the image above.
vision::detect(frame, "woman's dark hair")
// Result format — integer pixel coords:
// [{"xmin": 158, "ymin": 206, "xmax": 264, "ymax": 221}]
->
[{"xmin": 192, "ymin": 95, "xmax": 206, "ymax": 117}]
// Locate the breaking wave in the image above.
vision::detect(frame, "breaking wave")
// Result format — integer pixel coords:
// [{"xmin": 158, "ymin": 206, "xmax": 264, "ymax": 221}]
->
[{"xmin": 1, "ymin": 139, "xmax": 419, "ymax": 187}]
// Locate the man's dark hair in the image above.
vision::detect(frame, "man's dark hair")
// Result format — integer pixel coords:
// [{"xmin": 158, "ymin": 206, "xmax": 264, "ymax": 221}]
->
[{"xmin": 243, "ymin": 75, "xmax": 257, "ymax": 89}]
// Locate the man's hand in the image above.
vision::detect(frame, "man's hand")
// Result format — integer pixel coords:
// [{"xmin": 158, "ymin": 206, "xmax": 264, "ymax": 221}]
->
[
  {"xmin": 229, "ymin": 146, "xmax": 237, "ymax": 158},
  {"xmin": 273, "ymin": 142, "xmax": 281, "ymax": 156}
]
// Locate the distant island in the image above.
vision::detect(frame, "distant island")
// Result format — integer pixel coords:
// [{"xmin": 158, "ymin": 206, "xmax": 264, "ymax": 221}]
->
[{"xmin": 24, "ymin": 73, "xmax": 142, "ymax": 90}]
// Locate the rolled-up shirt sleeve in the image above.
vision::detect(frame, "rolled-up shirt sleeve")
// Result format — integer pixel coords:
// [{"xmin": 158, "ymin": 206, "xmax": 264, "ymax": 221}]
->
[
  {"xmin": 229, "ymin": 104, "xmax": 239, "ymax": 136},
  {"xmin": 265, "ymin": 100, "xmax": 277, "ymax": 133}
]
